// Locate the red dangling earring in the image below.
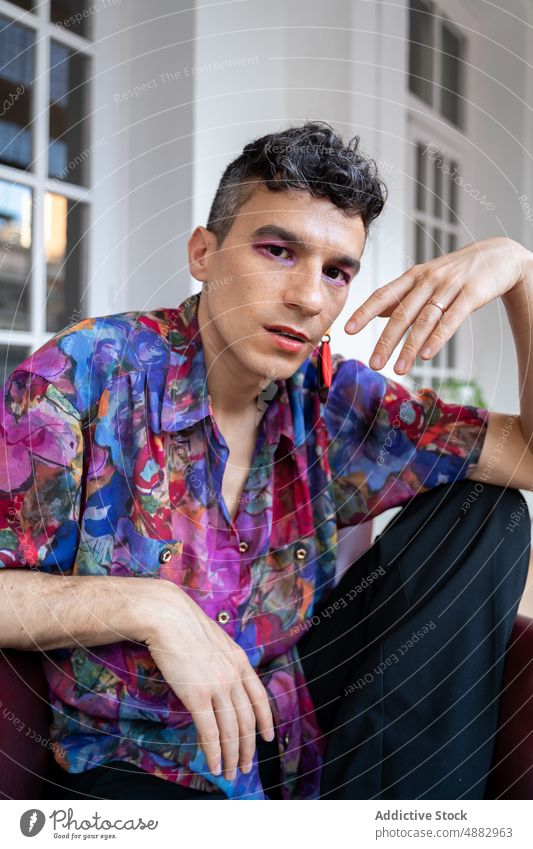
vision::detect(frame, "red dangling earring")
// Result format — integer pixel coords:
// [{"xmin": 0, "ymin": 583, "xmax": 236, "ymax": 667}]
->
[{"xmin": 317, "ymin": 326, "xmax": 332, "ymax": 403}]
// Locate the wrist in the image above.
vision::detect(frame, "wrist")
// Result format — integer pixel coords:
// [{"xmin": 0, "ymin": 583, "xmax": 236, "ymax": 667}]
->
[
  {"xmin": 122, "ymin": 577, "xmax": 183, "ymax": 646},
  {"xmin": 503, "ymin": 241, "xmax": 533, "ymax": 303}
]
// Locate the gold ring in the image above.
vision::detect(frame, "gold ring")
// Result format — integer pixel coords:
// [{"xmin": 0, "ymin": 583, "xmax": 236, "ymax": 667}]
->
[{"xmin": 427, "ymin": 298, "xmax": 446, "ymax": 315}]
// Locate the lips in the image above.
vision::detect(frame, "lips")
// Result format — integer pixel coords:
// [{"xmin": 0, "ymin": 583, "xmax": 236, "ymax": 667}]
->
[{"xmin": 265, "ymin": 324, "xmax": 310, "ymax": 343}]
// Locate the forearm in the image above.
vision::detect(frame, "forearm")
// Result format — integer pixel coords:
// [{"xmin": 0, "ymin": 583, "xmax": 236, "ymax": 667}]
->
[
  {"xmin": 0, "ymin": 569, "xmax": 172, "ymax": 651},
  {"xmin": 502, "ymin": 244, "xmax": 533, "ymax": 446}
]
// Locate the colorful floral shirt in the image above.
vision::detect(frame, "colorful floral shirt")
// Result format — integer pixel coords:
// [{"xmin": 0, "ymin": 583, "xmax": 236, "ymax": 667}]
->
[{"xmin": 0, "ymin": 291, "xmax": 489, "ymax": 799}]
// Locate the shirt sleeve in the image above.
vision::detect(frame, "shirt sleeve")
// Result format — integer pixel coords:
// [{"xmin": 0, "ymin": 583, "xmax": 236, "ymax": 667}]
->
[
  {"xmin": 323, "ymin": 356, "xmax": 489, "ymax": 528},
  {"xmin": 0, "ymin": 369, "xmax": 84, "ymax": 572}
]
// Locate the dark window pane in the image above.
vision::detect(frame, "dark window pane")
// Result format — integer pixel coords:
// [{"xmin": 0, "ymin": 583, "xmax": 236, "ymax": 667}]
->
[
  {"xmin": 48, "ymin": 41, "xmax": 90, "ymax": 185},
  {"xmin": 448, "ymin": 160, "xmax": 459, "ymax": 223},
  {"xmin": 415, "ymin": 142, "xmax": 426, "ymax": 211},
  {"xmin": 45, "ymin": 193, "xmax": 85, "ymax": 332},
  {"xmin": 432, "ymin": 154, "xmax": 443, "ymax": 218},
  {"xmin": 441, "ymin": 23, "xmax": 463, "ymax": 128},
  {"xmin": 408, "ymin": 0, "xmax": 433, "ymax": 105},
  {"xmin": 415, "ymin": 220, "xmax": 426, "ymax": 263},
  {"xmin": 448, "ymin": 231, "xmax": 457, "ymax": 253},
  {"xmin": 447, "ymin": 331, "xmax": 456, "ymax": 368},
  {"xmin": 0, "ymin": 16, "xmax": 34, "ymax": 170},
  {"xmin": 0, "ymin": 345, "xmax": 29, "ymax": 387},
  {"xmin": 432, "ymin": 227, "xmax": 442, "ymax": 257},
  {"xmin": 51, "ymin": 0, "xmax": 92, "ymax": 38},
  {"xmin": 0, "ymin": 180, "xmax": 32, "ymax": 331}
]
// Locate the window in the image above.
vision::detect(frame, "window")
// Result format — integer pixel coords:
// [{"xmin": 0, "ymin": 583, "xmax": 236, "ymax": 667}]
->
[
  {"xmin": 0, "ymin": 2, "xmax": 93, "ymax": 377},
  {"xmin": 410, "ymin": 140, "xmax": 463, "ymax": 389},
  {"xmin": 408, "ymin": 1, "xmax": 465, "ymax": 130},
  {"xmin": 407, "ymin": 3, "xmax": 469, "ymax": 393}
]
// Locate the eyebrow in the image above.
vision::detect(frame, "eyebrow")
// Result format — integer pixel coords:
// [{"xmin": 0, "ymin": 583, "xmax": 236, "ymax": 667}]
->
[{"xmin": 249, "ymin": 224, "xmax": 361, "ymax": 275}]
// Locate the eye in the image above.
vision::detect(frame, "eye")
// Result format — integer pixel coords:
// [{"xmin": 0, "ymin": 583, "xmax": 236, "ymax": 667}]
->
[
  {"xmin": 262, "ymin": 244, "xmax": 293, "ymax": 260},
  {"xmin": 323, "ymin": 266, "xmax": 350, "ymax": 285}
]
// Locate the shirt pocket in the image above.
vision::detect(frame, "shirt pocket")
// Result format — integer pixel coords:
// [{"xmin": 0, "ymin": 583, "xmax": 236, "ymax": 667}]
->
[{"xmin": 110, "ymin": 516, "xmax": 183, "ymax": 580}]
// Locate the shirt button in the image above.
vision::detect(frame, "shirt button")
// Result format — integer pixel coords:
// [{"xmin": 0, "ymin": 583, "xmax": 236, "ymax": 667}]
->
[
  {"xmin": 216, "ymin": 610, "xmax": 230, "ymax": 625},
  {"xmin": 282, "ymin": 732, "xmax": 290, "ymax": 748},
  {"xmin": 295, "ymin": 547, "xmax": 307, "ymax": 561},
  {"xmin": 238, "ymin": 540, "xmax": 249, "ymax": 554},
  {"xmin": 159, "ymin": 547, "xmax": 173, "ymax": 564}
]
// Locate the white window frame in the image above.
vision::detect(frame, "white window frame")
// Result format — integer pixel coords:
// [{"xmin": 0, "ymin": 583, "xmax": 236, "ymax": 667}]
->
[
  {"xmin": 408, "ymin": 0, "xmax": 468, "ymax": 134},
  {"xmin": 406, "ymin": 0, "xmax": 474, "ymax": 391},
  {"xmin": 0, "ymin": 0, "xmax": 94, "ymax": 358}
]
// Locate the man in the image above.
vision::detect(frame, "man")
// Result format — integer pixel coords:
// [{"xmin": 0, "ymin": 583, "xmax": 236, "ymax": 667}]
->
[{"xmin": 0, "ymin": 122, "xmax": 531, "ymax": 800}]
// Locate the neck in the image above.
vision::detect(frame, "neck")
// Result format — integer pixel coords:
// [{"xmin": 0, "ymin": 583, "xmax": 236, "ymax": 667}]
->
[{"xmin": 197, "ymin": 291, "xmax": 261, "ymax": 417}]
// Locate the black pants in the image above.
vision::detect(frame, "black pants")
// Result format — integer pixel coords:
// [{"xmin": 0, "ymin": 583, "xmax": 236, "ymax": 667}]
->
[{"xmin": 44, "ymin": 479, "xmax": 530, "ymax": 800}]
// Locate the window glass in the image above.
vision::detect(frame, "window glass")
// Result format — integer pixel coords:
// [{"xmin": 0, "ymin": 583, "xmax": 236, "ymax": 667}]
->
[
  {"xmin": 0, "ymin": 15, "xmax": 34, "ymax": 170},
  {"xmin": 51, "ymin": 0, "xmax": 92, "ymax": 38},
  {"xmin": 408, "ymin": 0, "xmax": 433, "ymax": 106},
  {"xmin": 45, "ymin": 193, "xmax": 85, "ymax": 332},
  {"xmin": 432, "ymin": 154, "xmax": 443, "ymax": 218},
  {"xmin": 415, "ymin": 143, "xmax": 426, "ymax": 212},
  {"xmin": 49, "ymin": 41, "xmax": 90, "ymax": 186},
  {"xmin": 0, "ymin": 180, "xmax": 32, "ymax": 331},
  {"xmin": 441, "ymin": 23, "xmax": 463, "ymax": 127},
  {"xmin": 0, "ymin": 344, "xmax": 29, "ymax": 387}
]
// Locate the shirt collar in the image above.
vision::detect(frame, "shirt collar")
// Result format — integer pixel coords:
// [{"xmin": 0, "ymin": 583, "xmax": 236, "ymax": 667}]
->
[
  {"xmin": 161, "ymin": 292, "xmax": 211, "ymax": 433},
  {"xmin": 160, "ymin": 291, "xmax": 304, "ymax": 449}
]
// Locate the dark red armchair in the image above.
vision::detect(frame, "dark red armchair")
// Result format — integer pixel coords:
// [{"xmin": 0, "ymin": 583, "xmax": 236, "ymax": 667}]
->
[{"xmin": 1, "ymin": 615, "xmax": 532, "ymax": 799}]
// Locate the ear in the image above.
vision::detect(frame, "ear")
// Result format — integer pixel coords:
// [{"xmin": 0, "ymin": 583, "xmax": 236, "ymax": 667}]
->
[{"xmin": 188, "ymin": 226, "xmax": 217, "ymax": 283}]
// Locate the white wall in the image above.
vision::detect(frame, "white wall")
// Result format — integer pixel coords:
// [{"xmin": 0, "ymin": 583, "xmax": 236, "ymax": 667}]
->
[{"xmin": 92, "ymin": 1, "xmax": 195, "ymax": 316}]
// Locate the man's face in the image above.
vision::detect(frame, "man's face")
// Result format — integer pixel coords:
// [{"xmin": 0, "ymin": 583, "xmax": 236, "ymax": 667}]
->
[{"xmin": 189, "ymin": 183, "xmax": 366, "ymax": 383}]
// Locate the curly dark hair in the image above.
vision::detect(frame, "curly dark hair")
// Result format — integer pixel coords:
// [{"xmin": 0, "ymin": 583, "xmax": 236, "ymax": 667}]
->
[{"xmin": 206, "ymin": 121, "xmax": 388, "ymax": 246}]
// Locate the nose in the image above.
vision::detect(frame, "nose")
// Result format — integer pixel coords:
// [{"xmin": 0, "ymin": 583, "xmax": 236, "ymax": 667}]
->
[{"xmin": 281, "ymin": 258, "xmax": 324, "ymax": 318}]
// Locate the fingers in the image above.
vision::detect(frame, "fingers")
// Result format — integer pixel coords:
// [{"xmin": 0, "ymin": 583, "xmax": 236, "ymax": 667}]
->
[
  {"xmin": 230, "ymin": 684, "xmax": 258, "ymax": 774},
  {"xmin": 189, "ymin": 693, "xmax": 223, "ymax": 777},
  {"xmin": 211, "ymin": 692, "xmax": 241, "ymax": 780},
  {"xmin": 369, "ymin": 284, "xmax": 440, "ymax": 370},
  {"xmin": 415, "ymin": 297, "xmax": 468, "ymax": 362},
  {"xmin": 376, "ymin": 300, "xmax": 449, "ymax": 373},
  {"xmin": 344, "ymin": 274, "xmax": 415, "ymax": 333},
  {"xmin": 241, "ymin": 666, "xmax": 275, "ymax": 743}
]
